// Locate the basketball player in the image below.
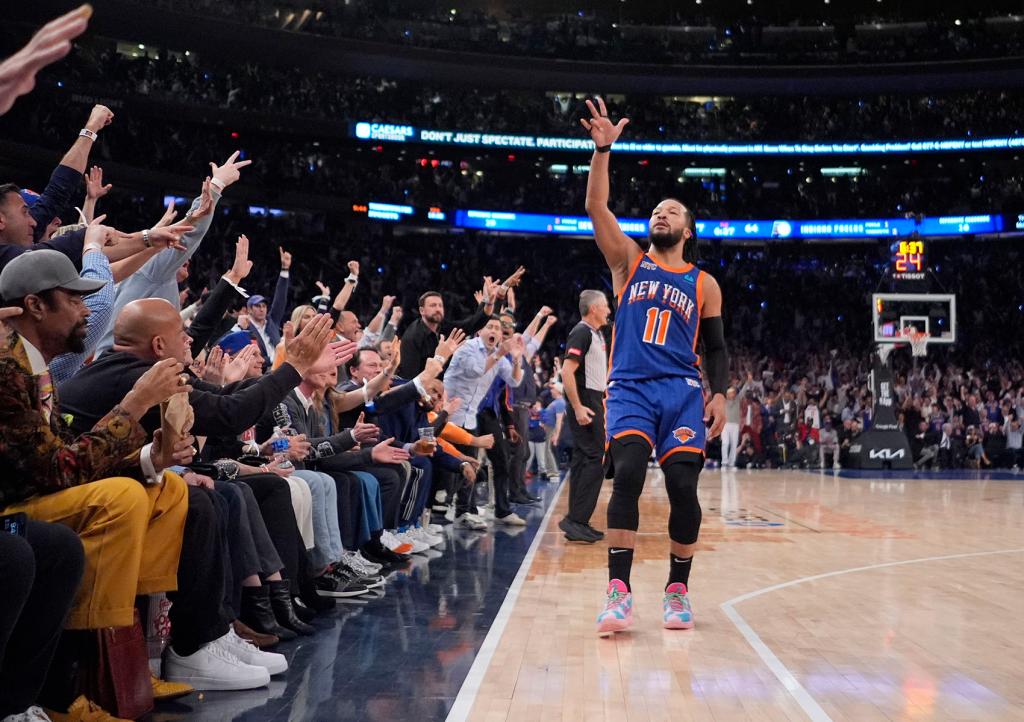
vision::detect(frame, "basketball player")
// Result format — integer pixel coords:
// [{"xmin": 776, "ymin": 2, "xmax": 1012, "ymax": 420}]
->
[{"xmin": 579, "ymin": 98, "xmax": 728, "ymax": 635}]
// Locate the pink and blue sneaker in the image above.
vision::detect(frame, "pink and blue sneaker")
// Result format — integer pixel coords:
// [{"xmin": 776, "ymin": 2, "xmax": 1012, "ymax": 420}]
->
[
  {"xmin": 596, "ymin": 579, "xmax": 633, "ymax": 636},
  {"xmin": 662, "ymin": 582, "xmax": 694, "ymax": 629}
]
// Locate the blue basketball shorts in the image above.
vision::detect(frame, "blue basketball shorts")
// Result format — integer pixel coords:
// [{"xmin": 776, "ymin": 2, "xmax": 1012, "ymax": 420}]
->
[{"xmin": 604, "ymin": 376, "xmax": 707, "ymax": 464}]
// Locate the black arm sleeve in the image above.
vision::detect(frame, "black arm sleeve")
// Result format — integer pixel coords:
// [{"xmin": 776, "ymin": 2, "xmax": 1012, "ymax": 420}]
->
[
  {"xmin": 701, "ymin": 316, "xmax": 729, "ymax": 396},
  {"xmin": 448, "ymin": 303, "xmax": 490, "ymax": 336},
  {"xmin": 188, "ymin": 277, "xmax": 245, "ymax": 351},
  {"xmin": 431, "ymin": 410, "xmax": 449, "ymax": 435},
  {"xmin": 369, "ymin": 380, "xmax": 422, "ymax": 415}
]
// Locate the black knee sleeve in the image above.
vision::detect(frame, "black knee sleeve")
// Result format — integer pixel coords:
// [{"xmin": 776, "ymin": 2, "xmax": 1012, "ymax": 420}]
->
[
  {"xmin": 663, "ymin": 454, "xmax": 704, "ymax": 545},
  {"xmin": 606, "ymin": 437, "xmax": 653, "ymax": 531}
]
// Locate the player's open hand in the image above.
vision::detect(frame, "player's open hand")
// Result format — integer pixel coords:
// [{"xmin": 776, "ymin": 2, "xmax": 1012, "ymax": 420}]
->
[
  {"xmin": 704, "ymin": 393, "xmax": 727, "ymax": 440},
  {"xmin": 580, "ymin": 97, "xmax": 629, "ymax": 147}
]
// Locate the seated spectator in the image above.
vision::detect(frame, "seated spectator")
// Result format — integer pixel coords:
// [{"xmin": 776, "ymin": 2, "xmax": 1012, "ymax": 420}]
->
[
  {"xmin": 735, "ymin": 433, "xmax": 765, "ymax": 469},
  {"xmin": 964, "ymin": 425, "xmax": 987, "ymax": 468},
  {"xmin": 0, "ymin": 516, "xmax": 84, "ymax": 722},
  {"xmin": 0, "ymin": 250, "xmax": 227, "ymax": 709},
  {"xmin": 983, "ymin": 421, "xmax": 1009, "ymax": 468},
  {"xmin": 818, "ymin": 420, "xmax": 840, "ymax": 469}
]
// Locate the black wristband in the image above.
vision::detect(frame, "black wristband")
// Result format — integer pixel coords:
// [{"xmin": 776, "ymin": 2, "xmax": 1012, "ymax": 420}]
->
[{"xmin": 595, "ymin": 144, "xmax": 612, "ymax": 153}]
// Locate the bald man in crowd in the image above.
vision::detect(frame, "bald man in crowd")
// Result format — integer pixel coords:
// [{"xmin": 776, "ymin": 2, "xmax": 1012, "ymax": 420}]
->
[{"xmin": 58, "ymin": 298, "xmax": 342, "ymax": 437}]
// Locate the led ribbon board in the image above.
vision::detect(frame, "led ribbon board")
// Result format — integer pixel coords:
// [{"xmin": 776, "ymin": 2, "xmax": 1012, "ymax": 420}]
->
[
  {"xmin": 452, "ymin": 210, "xmax": 1004, "ymax": 239},
  {"xmin": 352, "ymin": 122, "xmax": 1024, "ymax": 157}
]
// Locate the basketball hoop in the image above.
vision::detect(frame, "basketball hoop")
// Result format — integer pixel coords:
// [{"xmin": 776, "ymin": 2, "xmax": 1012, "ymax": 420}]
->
[{"xmin": 899, "ymin": 327, "xmax": 929, "ymax": 357}]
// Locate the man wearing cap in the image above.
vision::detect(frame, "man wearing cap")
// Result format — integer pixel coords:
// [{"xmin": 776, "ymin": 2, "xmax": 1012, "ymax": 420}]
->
[
  {"xmin": 0, "ymin": 250, "xmax": 234, "ymax": 694},
  {"xmin": 5, "ymin": 253, "xmax": 300, "ymax": 692},
  {"xmin": 232, "ymin": 246, "xmax": 291, "ymax": 366}
]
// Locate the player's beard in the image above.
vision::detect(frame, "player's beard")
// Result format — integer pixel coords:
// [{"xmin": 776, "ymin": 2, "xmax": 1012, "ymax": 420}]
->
[{"xmin": 649, "ymin": 226, "xmax": 684, "ymax": 250}]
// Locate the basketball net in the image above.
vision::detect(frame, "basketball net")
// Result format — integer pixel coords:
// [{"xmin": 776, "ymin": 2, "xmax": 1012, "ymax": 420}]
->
[
  {"xmin": 899, "ymin": 326, "xmax": 929, "ymax": 357},
  {"xmin": 877, "ymin": 327, "xmax": 929, "ymax": 363}
]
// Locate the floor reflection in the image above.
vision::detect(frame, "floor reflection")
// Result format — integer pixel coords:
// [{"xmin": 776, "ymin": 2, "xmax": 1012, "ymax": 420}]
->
[{"xmin": 167, "ymin": 479, "xmax": 562, "ymax": 722}]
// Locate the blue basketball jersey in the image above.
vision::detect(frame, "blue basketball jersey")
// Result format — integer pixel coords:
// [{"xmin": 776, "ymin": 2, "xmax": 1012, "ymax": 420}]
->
[{"xmin": 609, "ymin": 254, "xmax": 704, "ymax": 382}]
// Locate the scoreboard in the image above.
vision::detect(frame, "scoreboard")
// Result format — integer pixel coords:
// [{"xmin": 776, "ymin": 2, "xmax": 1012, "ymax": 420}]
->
[{"xmin": 891, "ymin": 239, "xmax": 927, "ymax": 280}]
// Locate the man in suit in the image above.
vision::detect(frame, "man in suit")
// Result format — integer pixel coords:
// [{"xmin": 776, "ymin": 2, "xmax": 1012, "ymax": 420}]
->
[{"xmin": 58, "ymin": 298, "xmax": 339, "ymax": 439}]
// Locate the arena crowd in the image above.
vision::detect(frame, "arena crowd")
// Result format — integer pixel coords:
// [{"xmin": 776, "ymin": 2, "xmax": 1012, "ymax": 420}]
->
[{"xmin": 0, "ymin": 7, "xmax": 1021, "ymax": 722}]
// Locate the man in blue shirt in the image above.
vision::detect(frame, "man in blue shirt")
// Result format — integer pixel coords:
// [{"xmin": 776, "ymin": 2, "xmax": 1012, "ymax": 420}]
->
[
  {"xmin": 443, "ymin": 317, "xmax": 525, "ymax": 529},
  {"xmin": 96, "ymin": 151, "xmax": 251, "ymax": 355},
  {"xmin": 541, "ymin": 388, "xmax": 567, "ymax": 474}
]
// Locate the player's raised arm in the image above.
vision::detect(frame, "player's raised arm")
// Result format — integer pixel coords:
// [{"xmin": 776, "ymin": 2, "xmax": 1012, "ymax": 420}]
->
[{"xmin": 581, "ymin": 97, "xmax": 640, "ymax": 292}]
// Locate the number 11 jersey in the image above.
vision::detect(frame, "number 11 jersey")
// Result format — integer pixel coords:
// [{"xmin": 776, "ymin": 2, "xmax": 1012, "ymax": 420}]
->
[{"xmin": 609, "ymin": 253, "xmax": 705, "ymax": 383}]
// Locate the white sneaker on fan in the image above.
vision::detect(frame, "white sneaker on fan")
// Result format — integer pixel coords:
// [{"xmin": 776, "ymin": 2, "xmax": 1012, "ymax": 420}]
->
[
  {"xmin": 221, "ymin": 628, "xmax": 288, "ymax": 675},
  {"xmin": 380, "ymin": 530, "xmax": 412, "ymax": 553},
  {"xmin": 455, "ymin": 513, "xmax": 488, "ymax": 531},
  {"xmin": 164, "ymin": 633, "xmax": 270, "ymax": 690},
  {"xmin": 409, "ymin": 527, "xmax": 444, "ymax": 548},
  {"xmin": 394, "ymin": 531, "xmax": 430, "ymax": 554},
  {"xmin": 346, "ymin": 550, "xmax": 382, "ymax": 576}
]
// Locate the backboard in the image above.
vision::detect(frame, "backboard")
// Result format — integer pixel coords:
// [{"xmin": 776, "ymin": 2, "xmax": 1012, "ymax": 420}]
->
[{"xmin": 872, "ymin": 293, "xmax": 956, "ymax": 347}]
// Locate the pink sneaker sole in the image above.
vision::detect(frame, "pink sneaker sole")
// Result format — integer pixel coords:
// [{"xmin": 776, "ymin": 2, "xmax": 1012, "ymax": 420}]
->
[
  {"xmin": 663, "ymin": 617, "xmax": 694, "ymax": 630},
  {"xmin": 597, "ymin": 616, "xmax": 632, "ymax": 637}
]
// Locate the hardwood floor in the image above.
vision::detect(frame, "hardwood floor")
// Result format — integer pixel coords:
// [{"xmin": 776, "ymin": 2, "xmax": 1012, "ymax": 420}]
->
[{"xmin": 461, "ymin": 469, "xmax": 1024, "ymax": 722}]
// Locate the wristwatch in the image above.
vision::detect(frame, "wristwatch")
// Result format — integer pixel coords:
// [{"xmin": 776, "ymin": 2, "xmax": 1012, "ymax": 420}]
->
[{"xmin": 213, "ymin": 459, "xmax": 239, "ymax": 480}]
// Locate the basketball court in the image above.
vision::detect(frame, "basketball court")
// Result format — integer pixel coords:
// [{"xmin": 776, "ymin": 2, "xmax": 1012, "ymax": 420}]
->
[{"xmin": 452, "ymin": 468, "xmax": 1024, "ymax": 722}]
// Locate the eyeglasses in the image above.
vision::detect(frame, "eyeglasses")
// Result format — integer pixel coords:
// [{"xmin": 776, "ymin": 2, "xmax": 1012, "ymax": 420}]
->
[{"xmin": 500, "ymin": 321, "xmax": 515, "ymax": 329}]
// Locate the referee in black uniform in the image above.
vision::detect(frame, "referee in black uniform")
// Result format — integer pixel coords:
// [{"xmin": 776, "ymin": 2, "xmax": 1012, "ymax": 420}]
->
[{"xmin": 558, "ymin": 290, "xmax": 611, "ymax": 543}]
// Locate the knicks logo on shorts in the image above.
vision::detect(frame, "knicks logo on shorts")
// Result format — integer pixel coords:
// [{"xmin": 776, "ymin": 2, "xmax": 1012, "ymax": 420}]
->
[{"xmin": 673, "ymin": 426, "xmax": 696, "ymax": 444}]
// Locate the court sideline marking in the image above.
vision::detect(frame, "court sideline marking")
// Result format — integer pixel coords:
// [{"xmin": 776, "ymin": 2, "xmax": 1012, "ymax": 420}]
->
[
  {"xmin": 721, "ymin": 547, "xmax": 1024, "ymax": 722},
  {"xmin": 446, "ymin": 478, "xmax": 567, "ymax": 722}
]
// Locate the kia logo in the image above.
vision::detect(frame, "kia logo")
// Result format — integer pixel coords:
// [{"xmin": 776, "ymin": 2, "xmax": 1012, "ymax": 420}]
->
[{"xmin": 868, "ymin": 448, "xmax": 906, "ymax": 460}]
